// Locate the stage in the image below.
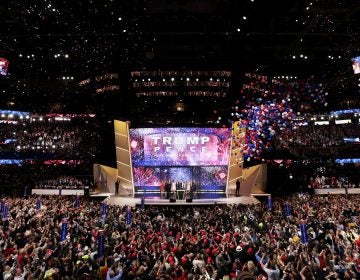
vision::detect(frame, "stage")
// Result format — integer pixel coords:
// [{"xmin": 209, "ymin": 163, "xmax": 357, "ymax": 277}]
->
[{"xmin": 102, "ymin": 194, "xmax": 261, "ymax": 207}]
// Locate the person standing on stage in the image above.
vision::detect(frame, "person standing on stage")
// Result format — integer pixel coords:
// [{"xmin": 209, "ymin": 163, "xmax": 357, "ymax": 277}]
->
[
  {"xmin": 165, "ymin": 181, "xmax": 171, "ymax": 199},
  {"xmin": 115, "ymin": 178, "xmax": 120, "ymax": 196},
  {"xmin": 236, "ymin": 179, "xmax": 241, "ymax": 197},
  {"xmin": 160, "ymin": 181, "xmax": 165, "ymax": 198},
  {"xmin": 184, "ymin": 181, "xmax": 191, "ymax": 200}
]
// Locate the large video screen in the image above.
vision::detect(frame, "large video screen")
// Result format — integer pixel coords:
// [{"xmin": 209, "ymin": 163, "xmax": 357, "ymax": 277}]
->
[
  {"xmin": 130, "ymin": 128, "xmax": 231, "ymax": 166},
  {"xmin": 133, "ymin": 167, "xmax": 161, "ymax": 186},
  {"xmin": 352, "ymin": 56, "xmax": 360, "ymax": 74},
  {"xmin": 199, "ymin": 166, "xmax": 228, "ymax": 187},
  {"xmin": 133, "ymin": 166, "xmax": 228, "ymax": 188}
]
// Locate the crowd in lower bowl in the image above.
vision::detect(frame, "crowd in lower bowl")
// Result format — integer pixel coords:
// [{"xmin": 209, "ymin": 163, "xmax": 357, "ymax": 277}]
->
[{"xmin": 1, "ymin": 194, "xmax": 360, "ymax": 280}]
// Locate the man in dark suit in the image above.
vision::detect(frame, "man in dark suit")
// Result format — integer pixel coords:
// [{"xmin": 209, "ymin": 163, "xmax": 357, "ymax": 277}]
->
[
  {"xmin": 236, "ymin": 179, "xmax": 241, "ymax": 197},
  {"xmin": 115, "ymin": 178, "xmax": 120, "ymax": 196}
]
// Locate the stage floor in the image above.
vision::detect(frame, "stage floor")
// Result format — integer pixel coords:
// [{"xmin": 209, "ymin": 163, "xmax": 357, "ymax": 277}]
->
[{"xmin": 103, "ymin": 195, "xmax": 261, "ymax": 207}]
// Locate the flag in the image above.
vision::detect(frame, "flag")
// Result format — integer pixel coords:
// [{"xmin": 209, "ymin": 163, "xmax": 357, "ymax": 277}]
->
[
  {"xmin": 101, "ymin": 203, "xmax": 107, "ymax": 217},
  {"xmin": 60, "ymin": 218, "xmax": 68, "ymax": 242},
  {"xmin": 74, "ymin": 195, "xmax": 80, "ymax": 208},
  {"xmin": 299, "ymin": 220, "xmax": 308, "ymax": 244},
  {"xmin": 268, "ymin": 195, "xmax": 272, "ymax": 210},
  {"xmin": 284, "ymin": 202, "xmax": 291, "ymax": 217},
  {"xmin": 125, "ymin": 207, "xmax": 132, "ymax": 225},
  {"xmin": 141, "ymin": 197, "xmax": 145, "ymax": 210},
  {"xmin": 97, "ymin": 230, "xmax": 105, "ymax": 258},
  {"xmin": 36, "ymin": 199, "xmax": 41, "ymax": 211},
  {"xmin": 2, "ymin": 203, "xmax": 8, "ymax": 219}
]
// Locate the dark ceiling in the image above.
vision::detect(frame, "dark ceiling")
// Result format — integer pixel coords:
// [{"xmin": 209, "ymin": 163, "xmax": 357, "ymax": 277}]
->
[{"xmin": 0, "ymin": 0, "xmax": 360, "ymax": 122}]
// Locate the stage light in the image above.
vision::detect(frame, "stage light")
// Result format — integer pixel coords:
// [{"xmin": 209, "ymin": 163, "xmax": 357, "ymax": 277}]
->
[
  {"xmin": 236, "ymin": 28, "xmax": 241, "ymax": 32},
  {"xmin": 186, "ymin": 77, "xmax": 190, "ymax": 81},
  {"xmin": 196, "ymin": 78, "xmax": 199, "ymax": 81},
  {"xmin": 243, "ymin": 16, "xmax": 247, "ymax": 20},
  {"xmin": 118, "ymin": 17, "xmax": 122, "ymax": 21},
  {"xmin": 19, "ymin": 54, "xmax": 22, "ymax": 57},
  {"xmin": 171, "ymin": 77, "xmax": 174, "ymax": 81},
  {"xmin": 65, "ymin": 54, "xmax": 69, "ymax": 58},
  {"xmin": 292, "ymin": 55, "xmax": 296, "ymax": 59}
]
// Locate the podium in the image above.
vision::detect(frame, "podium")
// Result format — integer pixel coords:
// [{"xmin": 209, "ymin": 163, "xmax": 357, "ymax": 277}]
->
[
  {"xmin": 169, "ymin": 192, "xmax": 176, "ymax": 202},
  {"xmin": 177, "ymin": 189, "xmax": 185, "ymax": 200}
]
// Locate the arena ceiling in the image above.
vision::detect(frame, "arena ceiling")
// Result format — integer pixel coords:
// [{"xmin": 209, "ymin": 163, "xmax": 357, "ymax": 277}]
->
[{"xmin": 0, "ymin": 0, "xmax": 359, "ymax": 123}]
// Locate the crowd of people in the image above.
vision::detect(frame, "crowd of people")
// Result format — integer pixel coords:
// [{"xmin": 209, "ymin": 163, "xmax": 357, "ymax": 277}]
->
[
  {"xmin": 0, "ymin": 120, "xmax": 100, "ymax": 160},
  {"xmin": 0, "ymin": 163, "xmax": 93, "ymax": 197},
  {"xmin": 309, "ymin": 175, "xmax": 359, "ymax": 190},
  {"xmin": 276, "ymin": 123, "xmax": 359, "ymax": 149},
  {"xmin": 34, "ymin": 176, "xmax": 92, "ymax": 190},
  {"xmin": 272, "ymin": 123, "xmax": 360, "ymax": 160},
  {"xmin": 1, "ymin": 194, "xmax": 360, "ymax": 280}
]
